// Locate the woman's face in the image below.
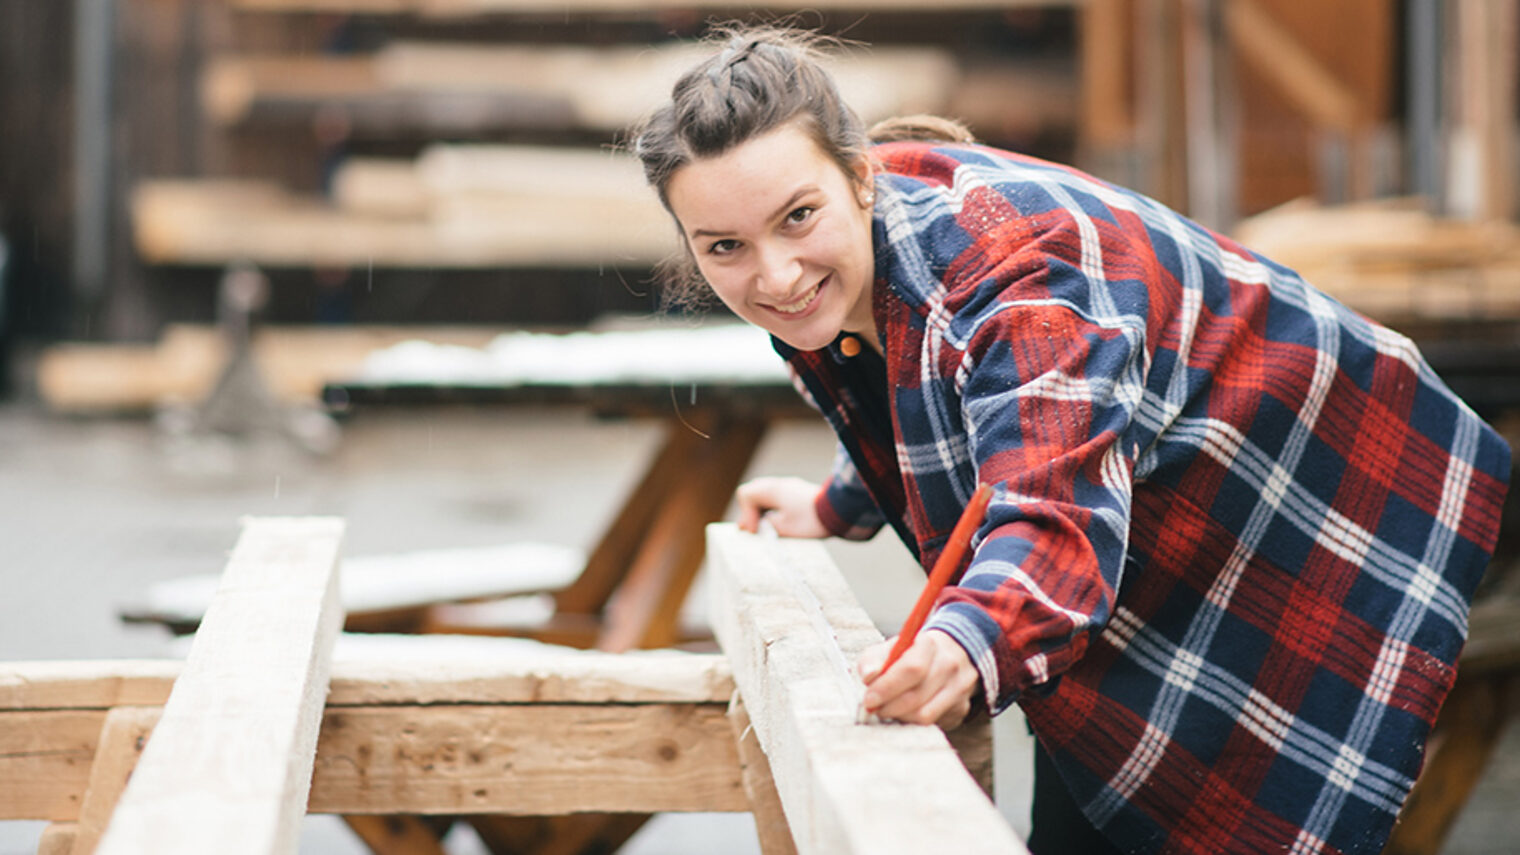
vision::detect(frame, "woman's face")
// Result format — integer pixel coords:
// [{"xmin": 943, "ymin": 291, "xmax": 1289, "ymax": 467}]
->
[{"xmin": 665, "ymin": 121, "xmax": 876, "ymax": 352}]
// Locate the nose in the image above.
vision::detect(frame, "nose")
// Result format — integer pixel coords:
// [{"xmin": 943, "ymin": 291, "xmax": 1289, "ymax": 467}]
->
[{"xmin": 753, "ymin": 243, "xmax": 802, "ymax": 299}]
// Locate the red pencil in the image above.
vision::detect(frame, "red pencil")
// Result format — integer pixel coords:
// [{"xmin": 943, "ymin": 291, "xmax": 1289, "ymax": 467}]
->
[{"xmin": 880, "ymin": 482, "xmax": 995, "ymax": 674}]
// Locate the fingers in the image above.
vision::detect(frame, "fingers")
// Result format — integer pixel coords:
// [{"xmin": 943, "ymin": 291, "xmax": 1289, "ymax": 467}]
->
[
  {"xmin": 859, "ymin": 630, "xmax": 979, "ymax": 728},
  {"xmin": 856, "ymin": 641, "xmax": 889, "ymax": 683},
  {"xmin": 733, "ymin": 477, "xmax": 828, "ymax": 538},
  {"xmin": 735, "ymin": 496, "xmax": 763, "ymax": 534}
]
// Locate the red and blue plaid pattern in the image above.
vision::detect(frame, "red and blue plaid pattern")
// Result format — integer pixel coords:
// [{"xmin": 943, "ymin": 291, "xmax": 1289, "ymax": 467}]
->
[{"xmin": 776, "ymin": 142, "xmax": 1510, "ymax": 854}]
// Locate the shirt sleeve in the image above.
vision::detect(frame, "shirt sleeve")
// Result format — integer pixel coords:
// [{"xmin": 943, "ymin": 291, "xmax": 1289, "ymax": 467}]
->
[
  {"xmin": 922, "ymin": 289, "xmax": 1144, "ymax": 715},
  {"xmin": 816, "ymin": 442, "xmax": 888, "ymax": 540}
]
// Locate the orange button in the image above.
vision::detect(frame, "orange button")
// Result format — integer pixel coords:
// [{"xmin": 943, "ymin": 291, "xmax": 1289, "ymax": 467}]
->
[{"xmin": 839, "ymin": 336, "xmax": 861, "ymax": 357}]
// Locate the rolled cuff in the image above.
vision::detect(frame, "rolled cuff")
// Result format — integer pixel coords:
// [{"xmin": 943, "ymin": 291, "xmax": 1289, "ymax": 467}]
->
[{"xmin": 816, "ymin": 478, "xmax": 885, "ymax": 541}]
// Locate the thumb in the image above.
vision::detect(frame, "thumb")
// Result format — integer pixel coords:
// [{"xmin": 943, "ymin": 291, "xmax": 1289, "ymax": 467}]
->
[
  {"xmin": 733, "ymin": 477, "xmax": 783, "ymax": 533},
  {"xmin": 735, "ymin": 499, "xmax": 763, "ymax": 533}
]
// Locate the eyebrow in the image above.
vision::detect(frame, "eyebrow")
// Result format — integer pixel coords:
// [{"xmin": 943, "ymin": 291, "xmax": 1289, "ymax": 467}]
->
[{"xmin": 688, "ymin": 186, "xmax": 817, "ymax": 239}]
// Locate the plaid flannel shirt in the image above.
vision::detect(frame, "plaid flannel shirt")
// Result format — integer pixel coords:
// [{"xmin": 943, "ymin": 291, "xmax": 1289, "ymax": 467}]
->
[{"xmin": 773, "ymin": 142, "xmax": 1510, "ymax": 854}]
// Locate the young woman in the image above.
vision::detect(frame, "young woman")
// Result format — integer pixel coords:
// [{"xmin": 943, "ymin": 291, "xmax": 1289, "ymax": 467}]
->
[{"xmin": 632, "ymin": 26, "xmax": 1510, "ymax": 855}]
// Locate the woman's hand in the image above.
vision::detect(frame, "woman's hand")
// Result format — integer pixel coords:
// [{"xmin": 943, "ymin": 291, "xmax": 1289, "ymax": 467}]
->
[
  {"xmin": 858, "ymin": 629, "xmax": 980, "ymax": 729},
  {"xmin": 734, "ymin": 476, "xmax": 829, "ymax": 538}
]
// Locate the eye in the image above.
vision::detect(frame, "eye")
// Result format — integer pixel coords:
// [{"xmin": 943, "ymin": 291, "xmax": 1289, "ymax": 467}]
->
[
  {"xmin": 706, "ymin": 238, "xmax": 740, "ymax": 256},
  {"xmin": 785, "ymin": 206, "xmax": 815, "ymax": 226}
]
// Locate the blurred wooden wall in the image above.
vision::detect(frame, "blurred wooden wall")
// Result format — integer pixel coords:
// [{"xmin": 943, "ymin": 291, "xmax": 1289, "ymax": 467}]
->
[{"xmin": 0, "ymin": 1, "xmax": 77, "ymax": 342}]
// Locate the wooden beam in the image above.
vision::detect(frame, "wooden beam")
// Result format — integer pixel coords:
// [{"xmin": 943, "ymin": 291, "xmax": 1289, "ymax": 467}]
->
[
  {"xmin": 1225, "ymin": 0, "xmax": 1363, "ymax": 134},
  {"xmin": 37, "ymin": 824, "xmax": 77, "ymax": 855},
  {"xmin": 207, "ymin": 43, "xmax": 960, "ymax": 134},
  {"xmin": 596, "ymin": 413, "xmax": 767, "ymax": 651},
  {"xmin": 0, "ymin": 709, "xmax": 101, "ymax": 821},
  {"xmin": 1384, "ymin": 676, "xmax": 1516, "ymax": 855},
  {"xmin": 36, "ymin": 324, "xmax": 503, "ymax": 413},
  {"xmin": 705, "ymin": 524, "xmax": 1025, "ymax": 855},
  {"xmin": 129, "ymin": 177, "xmax": 674, "ymax": 268},
  {"xmin": 0, "ymin": 649, "xmax": 734, "ymax": 710},
  {"xmin": 0, "ymin": 660, "xmax": 183, "ymax": 710},
  {"xmin": 309, "ymin": 703, "xmax": 745, "ymax": 815},
  {"xmin": 71, "ymin": 707, "xmax": 161, "ymax": 855},
  {"xmin": 1, "ymin": 702, "xmax": 746, "ymax": 820},
  {"xmin": 0, "ymin": 650, "xmax": 739, "ymax": 820},
  {"xmin": 1449, "ymin": 0, "xmax": 1518, "ymax": 221},
  {"xmin": 728, "ymin": 697, "xmax": 798, "ymax": 855},
  {"xmin": 341, "ymin": 816, "xmax": 449, "ymax": 855},
  {"xmin": 93, "ymin": 517, "xmax": 346, "ymax": 855},
  {"xmin": 228, "ymin": 0, "xmax": 1072, "ymax": 14},
  {"xmin": 1080, "ymin": 0, "xmax": 1133, "ymax": 147},
  {"xmin": 466, "ymin": 814, "xmax": 651, "ymax": 855}
]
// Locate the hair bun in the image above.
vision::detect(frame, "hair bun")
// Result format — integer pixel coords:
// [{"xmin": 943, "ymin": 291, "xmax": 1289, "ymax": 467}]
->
[{"xmin": 867, "ymin": 115, "xmax": 977, "ymax": 145}]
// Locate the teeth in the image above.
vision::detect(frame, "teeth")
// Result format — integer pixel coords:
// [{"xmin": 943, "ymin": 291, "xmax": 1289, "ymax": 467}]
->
[{"xmin": 773, "ymin": 284, "xmax": 819, "ymax": 314}]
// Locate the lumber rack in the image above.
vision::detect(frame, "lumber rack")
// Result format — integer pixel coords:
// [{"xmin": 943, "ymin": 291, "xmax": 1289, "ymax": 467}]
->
[{"xmin": 1, "ymin": 517, "xmax": 1023, "ymax": 855}]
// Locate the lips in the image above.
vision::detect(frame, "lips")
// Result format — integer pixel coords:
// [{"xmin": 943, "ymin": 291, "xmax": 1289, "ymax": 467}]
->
[{"xmin": 767, "ymin": 275, "xmax": 827, "ymax": 317}]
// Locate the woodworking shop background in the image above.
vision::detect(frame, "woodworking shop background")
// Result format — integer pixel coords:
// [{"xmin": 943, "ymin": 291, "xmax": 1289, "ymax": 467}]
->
[{"xmin": 1, "ymin": 2, "xmax": 1518, "ymax": 854}]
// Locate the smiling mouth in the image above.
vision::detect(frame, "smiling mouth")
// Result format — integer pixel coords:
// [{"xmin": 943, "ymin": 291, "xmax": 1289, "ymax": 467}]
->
[{"xmin": 770, "ymin": 278, "xmax": 825, "ymax": 315}]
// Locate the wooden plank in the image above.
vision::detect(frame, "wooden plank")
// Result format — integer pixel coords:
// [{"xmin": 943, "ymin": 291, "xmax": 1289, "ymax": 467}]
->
[
  {"xmin": 208, "ymin": 42, "xmax": 960, "ymax": 133},
  {"xmin": 1225, "ymin": 0, "xmax": 1363, "ymax": 134},
  {"xmin": 93, "ymin": 517, "xmax": 345, "ymax": 855},
  {"xmin": 36, "ymin": 324, "xmax": 503, "ymax": 413},
  {"xmin": 229, "ymin": 0, "xmax": 1073, "ymax": 14},
  {"xmin": 1385, "ymin": 677, "xmax": 1513, "ymax": 855},
  {"xmin": 38, "ymin": 825, "xmax": 77, "ymax": 855},
  {"xmin": 705, "ymin": 524, "xmax": 1025, "ymax": 855},
  {"xmin": 202, "ymin": 55, "xmax": 378, "ymax": 124},
  {"xmin": 70, "ymin": 707, "xmax": 161, "ymax": 855},
  {"xmin": 341, "ymin": 816, "xmax": 449, "ymax": 855},
  {"xmin": 0, "ymin": 710, "xmax": 101, "ymax": 821},
  {"xmin": 466, "ymin": 814, "xmax": 650, "ymax": 855},
  {"xmin": 1449, "ymin": 0, "xmax": 1518, "ymax": 221},
  {"xmin": 130, "ymin": 176, "xmax": 675, "ymax": 268},
  {"xmin": 122, "ymin": 542, "xmax": 584, "ymax": 634},
  {"xmin": 0, "ymin": 649, "xmax": 734, "ymax": 710},
  {"xmin": 1080, "ymin": 0, "xmax": 1133, "ymax": 147},
  {"xmin": 0, "ymin": 661, "xmax": 182, "ymax": 710},
  {"xmin": 0, "ymin": 650, "xmax": 738, "ymax": 822},
  {"xmin": 555, "ymin": 421, "xmax": 711, "ymax": 617},
  {"xmin": 596, "ymin": 413, "xmax": 767, "ymax": 651},
  {"xmin": 728, "ymin": 697, "xmax": 798, "ymax": 855},
  {"xmin": 0, "ymin": 703, "xmax": 744, "ymax": 820},
  {"xmin": 310, "ymin": 703, "xmax": 745, "ymax": 815}
]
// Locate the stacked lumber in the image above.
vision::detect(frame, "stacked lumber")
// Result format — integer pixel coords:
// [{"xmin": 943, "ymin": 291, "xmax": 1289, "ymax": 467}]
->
[
  {"xmin": 132, "ymin": 145, "xmax": 675, "ymax": 267},
  {"xmin": 203, "ymin": 41, "xmax": 962, "ymax": 134},
  {"xmin": 1232, "ymin": 198, "xmax": 1520, "ymax": 323},
  {"xmin": 229, "ymin": 0, "xmax": 1048, "ymax": 14},
  {"xmin": 36, "ymin": 324, "xmax": 503, "ymax": 413}
]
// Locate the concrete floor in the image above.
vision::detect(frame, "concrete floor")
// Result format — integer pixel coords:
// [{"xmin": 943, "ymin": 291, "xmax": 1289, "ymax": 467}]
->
[{"xmin": 0, "ymin": 400, "xmax": 1514, "ymax": 853}]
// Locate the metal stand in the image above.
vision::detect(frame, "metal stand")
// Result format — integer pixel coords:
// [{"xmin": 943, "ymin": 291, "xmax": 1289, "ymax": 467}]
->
[{"xmin": 161, "ymin": 264, "xmax": 338, "ymax": 456}]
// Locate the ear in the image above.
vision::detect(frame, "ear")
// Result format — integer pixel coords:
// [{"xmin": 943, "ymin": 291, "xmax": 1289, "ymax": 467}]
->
[{"xmin": 849, "ymin": 155, "xmax": 875, "ymax": 207}]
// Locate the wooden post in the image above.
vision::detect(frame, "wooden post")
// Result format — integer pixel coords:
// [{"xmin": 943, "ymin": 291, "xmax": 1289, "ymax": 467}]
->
[
  {"xmin": 1449, "ymin": 0, "xmax": 1518, "ymax": 221},
  {"xmin": 1080, "ymin": 0, "xmax": 1134, "ymax": 149},
  {"xmin": 93, "ymin": 517, "xmax": 345, "ymax": 855}
]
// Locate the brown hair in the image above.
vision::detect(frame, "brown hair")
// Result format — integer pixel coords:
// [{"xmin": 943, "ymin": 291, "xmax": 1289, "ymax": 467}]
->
[{"xmin": 630, "ymin": 25, "xmax": 976, "ymax": 311}]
